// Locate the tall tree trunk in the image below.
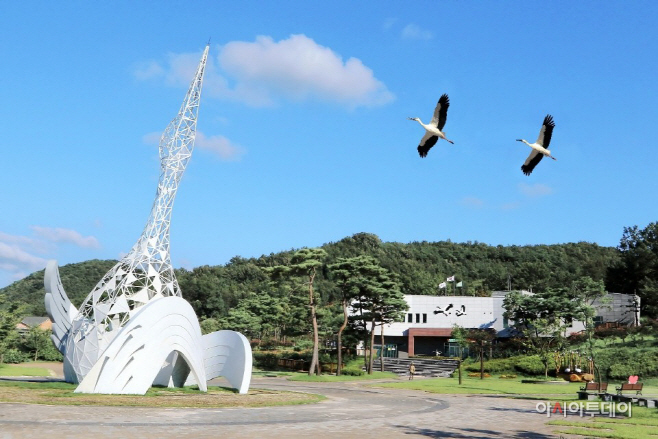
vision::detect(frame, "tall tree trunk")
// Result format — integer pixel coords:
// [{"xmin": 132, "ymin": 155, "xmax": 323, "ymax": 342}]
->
[
  {"xmin": 458, "ymin": 346, "xmax": 463, "ymax": 385},
  {"xmin": 480, "ymin": 341, "xmax": 484, "ymax": 380},
  {"xmin": 368, "ymin": 319, "xmax": 376, "ymax": 374},
  {"xmin": 380, "ymin": 322, "xmax": 385, "ymax": 372},
  {"xmin": 336, "ymin": 299, "xmax": 348, "ymax": 376},
  {"xmin": 308, "ymin": 271, "xmax": 320, "ymax": 376}
]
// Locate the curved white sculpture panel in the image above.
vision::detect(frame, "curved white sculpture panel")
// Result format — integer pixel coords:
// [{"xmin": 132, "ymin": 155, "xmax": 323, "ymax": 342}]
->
[
  {"xmin": 76, "ymin": 296, "xmax": 207, "ymax": 394},
  {"xmin": 43, "ymin": 44, "xmax": 253, "ymax": 395},
  {"xmin": 185, "ymin": 330, "xmax": 252, "ymax": 394}
]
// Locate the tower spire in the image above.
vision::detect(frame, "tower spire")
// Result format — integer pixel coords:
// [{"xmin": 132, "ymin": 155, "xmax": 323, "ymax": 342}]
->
[{"xmin": 65, "ymin": 46, "xmax": 209, "ymax": 383}]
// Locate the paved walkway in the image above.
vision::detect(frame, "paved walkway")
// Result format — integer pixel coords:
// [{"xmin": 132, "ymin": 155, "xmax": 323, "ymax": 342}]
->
[{"xmin": 0, "ymin": 374, "xmax": 564, "ymax": 439}]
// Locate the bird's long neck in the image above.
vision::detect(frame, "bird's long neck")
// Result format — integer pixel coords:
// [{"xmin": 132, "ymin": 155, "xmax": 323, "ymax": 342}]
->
[{"xmin": 414, "ymin": 118, "xmax": 430, "ymax": 130}]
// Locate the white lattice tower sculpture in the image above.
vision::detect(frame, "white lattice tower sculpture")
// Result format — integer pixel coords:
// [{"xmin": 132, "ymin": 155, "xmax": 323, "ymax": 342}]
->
[{"xmin": 63, "ymin": 45, "xmax": 209, "ymax": 383}]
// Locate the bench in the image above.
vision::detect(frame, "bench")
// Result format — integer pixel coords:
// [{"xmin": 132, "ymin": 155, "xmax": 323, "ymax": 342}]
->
[
  {"xmin": 616, "ymin": 382, "xmax": 643, "ymax": 395},
  {"xmin": 580, "ymin": 382, "xmax": 608, "ymax": 393}
]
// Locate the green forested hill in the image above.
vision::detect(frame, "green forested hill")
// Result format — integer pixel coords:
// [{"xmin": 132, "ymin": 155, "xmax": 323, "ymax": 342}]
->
[
  {"xmin": 0, "ymin": 233, "xmax": 620, "ymax": 318},
  {"xmin": 0, "ymin": 259, "xmax": 118, "ymax": 315}
]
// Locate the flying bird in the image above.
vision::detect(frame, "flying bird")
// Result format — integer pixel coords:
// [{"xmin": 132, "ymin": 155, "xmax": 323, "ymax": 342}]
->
[
  {"xmin": 409, "ymin": 94, "xmax": 454, "ymax": 157},
  {"xmin": 517, "ymin": 115, "xmax": 556, "ymax": 175}
]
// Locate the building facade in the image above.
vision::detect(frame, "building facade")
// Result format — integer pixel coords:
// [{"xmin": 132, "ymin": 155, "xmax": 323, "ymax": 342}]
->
[{"xmin": 369, "ymin": 292, "xmax": 639, "ymax": 357}]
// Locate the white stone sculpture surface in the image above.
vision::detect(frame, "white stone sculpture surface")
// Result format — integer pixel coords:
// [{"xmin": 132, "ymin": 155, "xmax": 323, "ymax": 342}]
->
[{"xmin": 44, "ymin": 44, "xmax": 252, "ymax": 395}]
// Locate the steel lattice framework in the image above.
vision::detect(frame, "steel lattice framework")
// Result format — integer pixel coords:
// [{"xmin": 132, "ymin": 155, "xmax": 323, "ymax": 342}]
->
[{"xmin": 63, "ymin": 45, "xmax": 209, "ymax": 382}]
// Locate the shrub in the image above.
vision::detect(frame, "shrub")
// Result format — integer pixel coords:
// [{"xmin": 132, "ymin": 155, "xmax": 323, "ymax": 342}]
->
[
  {"xmin": 341, "ymin": 359, "xmax": 365, "ymax": 376},
  {"xmin": 259, "ymin": 339, "xmax": 279, "ymax": 351},
  {"xmin": 294, "ymin": 340, "xmax": 314, "ymax": 351},
  {"xmin": 252, "ymin": 350, "xmax": 313, "ymax": 371},
  {"xmin": 595, "ymin": 348, "xmax": 658, "ymax": 380},
  {"xmin": 464, "ymin": 357, "xmax": 515, "ymax": 374},
  {"xmin": 252, "ymin": 352, "xmax": 280, "ymax": 370},
  {"xmin": 513, "ymin": 355, "xmax": 545, "ymax": 375},
  {"xmin": 2, "ymin": 348, "xmax": 30, "ymax": 364},
  {"xmin": 40, "ymin": 343, "xmax": 63, "ymax": 362}
]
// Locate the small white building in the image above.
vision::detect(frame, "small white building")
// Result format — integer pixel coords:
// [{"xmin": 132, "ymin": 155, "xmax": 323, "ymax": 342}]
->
[{"xmin": 369, "ymin": 292, "xmax": 639, "ymax": 357}]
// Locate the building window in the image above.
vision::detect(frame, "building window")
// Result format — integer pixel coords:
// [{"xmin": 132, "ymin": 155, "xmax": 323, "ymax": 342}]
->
[
  {"xmin": 415, "ymin": 313, "xmax": 420, "ymax": 323},
  {"xmin": 407, "ymin": 313, "xmax": 413, "ymax": 323},
  {"xmin": 422, "ymin": 313, "xmax": 427, "ymax": 323},
  {"xmin": 503, "ymin": 317, "xmax": 509, "ymax": 329}
]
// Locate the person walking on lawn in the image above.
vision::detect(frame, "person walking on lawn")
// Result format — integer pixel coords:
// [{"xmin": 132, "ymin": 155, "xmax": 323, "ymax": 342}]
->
[{"xmin": 409, "ymin": 362, "xmax": 416, "ymax": 380}]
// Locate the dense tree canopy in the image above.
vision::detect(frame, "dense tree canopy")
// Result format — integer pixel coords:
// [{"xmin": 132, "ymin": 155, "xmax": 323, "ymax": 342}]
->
[
  {"xmin": 606, "ymin": 222, "xmax": 658, "ymax": 317},
  {"xmin": 1, "ymin": 233, "xmax": 622, "ymax": 320}
]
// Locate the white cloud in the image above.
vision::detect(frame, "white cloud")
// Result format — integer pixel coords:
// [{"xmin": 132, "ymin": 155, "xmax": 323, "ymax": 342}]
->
[
  {"xmin": 0, "ymin": 241, "xmax": 48, "ymax": 271},
  {"xmin": 142, "ymin": 130, "xmax": 244, "ymax": 161},
  {"xmin": 0, "ymin": 228, "xmax": 101, "ymax": 287},
  {"xmin": 133, "ymin": 60, "xmax": 165, "ymax": 80},
  {"xmin": 401, "ymin": 24, "xmax": 433, "ymax": 40},
  {"xmin": 518, "ymin": 183, "xmax": 554, "ymax": 198},
  {"xmin": 196, "ymin": 132, "xmax": 245, "ymax": 161},
  {"xmin": 142, "ymin": 132, "xmax": 162, "ymax": 146},
  {"xmin": 219, "ymin": 34, "xmax": 394, "ymax": 108},
  {"xmin": 0, "ymin": 231, "xmax": 49, "ymax": 253},
  {"xmin": 135, "ymin": 35, "xmax": 395, "ymax": 109},
  {"xmin": 30, "ymin": 226, "xmax": 101, "ymax": 249},
  {"xmin": 461, "ymin": 197, "xmax": 484, "ymax": 208}
]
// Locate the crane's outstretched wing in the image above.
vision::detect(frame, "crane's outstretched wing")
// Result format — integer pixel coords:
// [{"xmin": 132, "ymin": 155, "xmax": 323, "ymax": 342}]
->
[
  {"xmin": 418, "ymin": 131, "xmax": 438, "ymax": 157},
  {"xmin": 430, "ymin": 94, "xmax": 450, "ymax": 131},
  {"xmin": 521, "ymin": 150, "xmax": 543, "ymax": 176},
  {"xmin": 536, "ymin": 114, "xmax": 555, "ymax": 148},
  {"xmin": 44, "ymin": 260, "xmax": 79, "ymax": 354}
]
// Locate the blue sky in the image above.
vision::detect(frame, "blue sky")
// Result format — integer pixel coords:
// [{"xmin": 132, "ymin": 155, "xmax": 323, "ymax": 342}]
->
[{"xmin": 1, "ymin": 1, "xmax": 657, "ymax": 288}]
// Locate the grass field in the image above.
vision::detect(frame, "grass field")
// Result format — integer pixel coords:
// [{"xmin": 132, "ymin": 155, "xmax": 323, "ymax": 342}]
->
[
  {"xmin": 549, "ymin": 406, "xmax": 658, "ymax": 439},
  {"xmin": 0, "ymin": 380, "xmax": 324, "ymax": 408},
  {"xmin": 375, "ymin": 375, "xmax": 588, "ymax": 395},
  {"xmin": 0, "ymin": 363, "xmax": 51, "ymax": 377}
]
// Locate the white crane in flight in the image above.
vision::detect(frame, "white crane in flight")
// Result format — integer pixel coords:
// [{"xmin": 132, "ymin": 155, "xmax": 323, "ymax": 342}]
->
[
  {"xmin": 517, "ymin": 114, "xmax": 556, "ymax": 175},
  {"xmin": 409, "ymin": 94, "xmax": 454, "ymax": 157}
]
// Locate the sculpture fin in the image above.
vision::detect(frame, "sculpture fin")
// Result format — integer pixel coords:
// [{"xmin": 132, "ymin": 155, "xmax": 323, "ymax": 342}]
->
[{"xmin": 44, "ymin": 260, "xmax": 79, "ymax": 354}]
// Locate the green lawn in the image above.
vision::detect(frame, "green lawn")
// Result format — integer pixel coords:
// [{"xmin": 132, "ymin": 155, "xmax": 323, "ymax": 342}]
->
[
  {"xmin": 549, "ymin": 406, "xmax": 658, "ymax": 439},
  {"xmin": 377, "ymin": 375, "xmax": 598, "ymax": 395},
  {"xmin": 0, "ymin": 380, "xmax": 324, "ymax": 407},
  {"xmin": 0, "ymin": 363, "xmax": 51, "ymax": 377},
  {"xmin": 287, "ymin": 371, "xmax": 398, "ymax": 382}
]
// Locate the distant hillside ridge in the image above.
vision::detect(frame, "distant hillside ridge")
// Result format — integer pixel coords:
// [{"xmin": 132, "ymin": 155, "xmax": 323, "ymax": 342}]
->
[{"xmin": 0, "ymin": 233, "xmax": 619, "ymax": 318}]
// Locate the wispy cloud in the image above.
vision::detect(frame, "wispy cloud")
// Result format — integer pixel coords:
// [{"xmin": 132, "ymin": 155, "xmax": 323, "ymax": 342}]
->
[
  {"xmin": 0, "ymin": 227, "xmax": 101, "ymax": 286},
  {"xmin": 401, "ymin": 24, "xmax": 433, "ymax": 40},
  {"xmin": 133, "ymin": 60, "xmax": 165, "ymax": 80},
  {"xmin": 142, "ymin": 130, "xmax": 244, "ymax": 161},
  {"xmin": 196, "ymin": 132, "xmax": 245, "ymax": 161},
  {"xmin": 461, "ymin": 197, "xmax": 485, "ymax": 208},
  {"xmin": 135, "ymin": 34, "xmax": 395, "ymax": 109},
  {"xmin": 30, "ymin": 226, "xmax": 100, "ymax": 249},
  {"xmin": 0, "ymin": 242, "xmax": 47, "ymax": 271},
  {"xmin": 518, "ymin": 183, "xmax": 554, "ymax": 198}
]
